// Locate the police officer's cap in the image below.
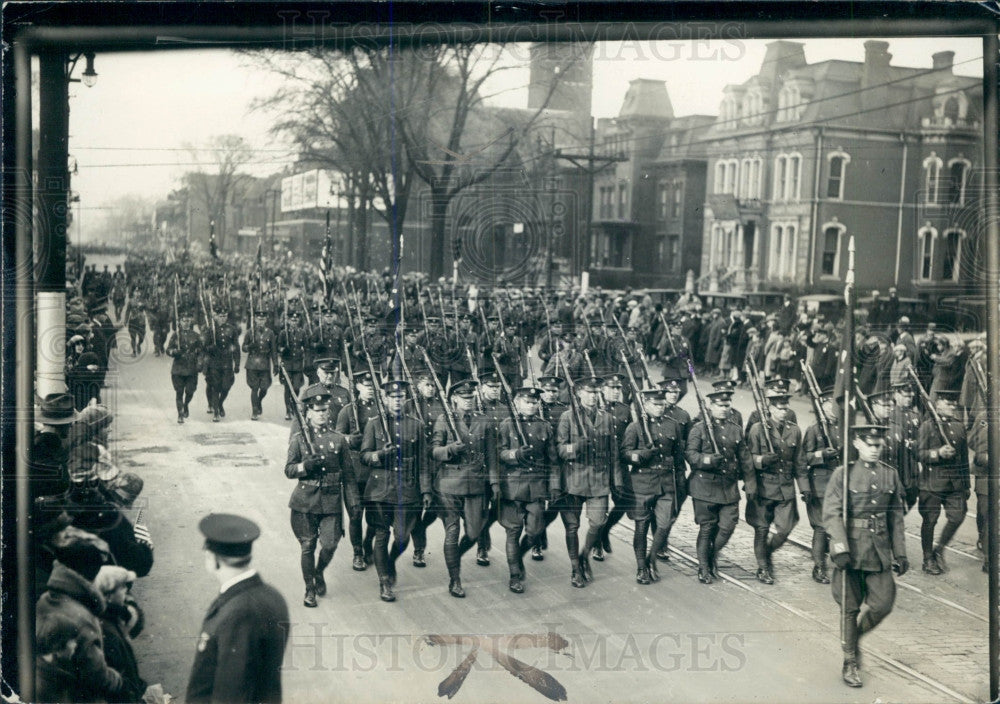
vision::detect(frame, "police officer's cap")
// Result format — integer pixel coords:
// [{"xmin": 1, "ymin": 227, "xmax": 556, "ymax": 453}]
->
[
  {"xmin": 449, "ymin": 379, "xmax": 479, "ymax": 398},
  {"xmin": 602, "ymin": 374, "xmax": 626, "ymax": 387},
  {"xmin": 299, "ymin": 387, "xmax": 332, "ymax": 408},
  {"xmin": 711, "ymin": 380, "xmax": 737, "ymax": 392},
  {"xmin": 537, "ymin": 376, "xmax": 562, "ymax": 390},
  {"xmin": 706, "ymin": 390, "xmax": 733, "ymax": 403},
  {"xmin": 852, "ymin": 425, "xmax": 888, "ymax": 443},
  {"xmin": 381, "ymin": 379, "xmax": 409, "ymax": 395},
  {"xmin": 199, "ymin": 513, "xmax": 260, "ymax": 558},
  {"xmin": 513, "ymin": 386, "xmax": 542, "ymax": 400},
  {"xmin": 576, "ymin": 377, "xmax": 603, "ymax": 391},
  {"xmin": 639, "ymin": 388, "xmax": 667, "ymax": 401}
]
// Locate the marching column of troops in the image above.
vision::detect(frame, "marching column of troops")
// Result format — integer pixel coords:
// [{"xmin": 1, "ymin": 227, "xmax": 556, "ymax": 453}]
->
[{"xmin": 101, "ymin": 246, "xmax": 991, "ymax": 691}]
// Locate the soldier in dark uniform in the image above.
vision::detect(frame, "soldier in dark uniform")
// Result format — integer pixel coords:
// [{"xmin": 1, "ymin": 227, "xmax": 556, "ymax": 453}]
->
[
  {"xmin": 795, "ymin": 389, "xmax": 841, "ymax": 584},
  {"xmin": 916, "ymin": 390, "xmax": 970, "ymax": 575},
  {"xmin": 149, "ymin": 296, "xmax": 172, "ymax": 357},
  {"xmin": 744, "ymin": 377, "xmax": 798, "ymax": 432},
  {"xmin": 534, "ymin": 375, "xmax": 568, "ymax": 560},
  {"xmin": 243, "ymin": 308, "xmax": 276, "ymax": 421},
  {"xmin": 594, "ymin": 374, "xmax": 633, "ymax": 561},
  {"xmin": 125, "ymin": 302, "xmax": 147, "ymax": 356},
  {"xmin": 430, "ymin": 379, "xmax": 498, "ymax": 598},
  {"xmin": 202, "ymin": 309, "xmax": 240, "ymax": 422},
  {"xmin": 651, "ymin": 378, "xmax": 692, "ymax": 561},
  {"xmin": 619, "ymin": 387, "xmax": 687, "ymax": 584},
  {"xmin": 187, "ymin": 513, "xmax": 289, "ymax": 704},
  {"xmin": 710, "ymin": 380, "xmax": 743, "ymax": 427},
  {"xmin": 823, "ymin": 425, "xmax": 908, "ymax": 688},
  {"xmin": 276, "ymin": 309, "xmax": 308, "ymax": 420},
  {"xmin": 291, "ymin": 358, "xmax": 353, "ymax": 433},
  {"xmin": 555, "ymin": 377, "xmax": 618, "ymax": 588},
  {"xmin": 284, "ymin": 387, "xmax": 359, "ymax": 607},
  {"xmin": 166, "ymin": 313, "xmax": 203, "ymax": 424},
  {"xmin": 969, "ymin": 408, "xmax": 989, "ymax": 572},
  {"xmin": 407, "ymin": 367, "xmax": 445, "ymax": 568},
  {"xmin": 360, "ymin": 380, "xmax": 432, "ymax": 602},
  {"xmin": 474, "ymin": 369, "xmax": 508, "ymax": 566},
  {"xmin": 686, "ymin": 390, "xmax": 747, "ymax": 584},
  {"xmin": 885, "ymin": 382, "xmax": 921, "ymax": 511},
  {"xmin": 335, "ymin": 371, "xmax": 380, "ymax": 570},
  {"xmin": 745, "ymin": 386, "xmax": 801, "ymax": 584},
  {"xmin": 496, "ymin": 386, "xmax": 558, "ymax": 593}
]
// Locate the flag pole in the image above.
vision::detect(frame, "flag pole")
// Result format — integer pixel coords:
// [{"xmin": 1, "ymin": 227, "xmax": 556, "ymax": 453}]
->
[{"xmin": 840, "ymin": 235, "xmax": 856, "ymax": 653}]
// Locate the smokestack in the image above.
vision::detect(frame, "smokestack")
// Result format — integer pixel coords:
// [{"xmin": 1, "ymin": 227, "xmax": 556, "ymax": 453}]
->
[
  {"xmin": 932, "ymin": 51, "xmax": 954, "ymax": 74},
  {"xmin": 861, "ymin": 41, "xmax": 892, "ymax": 112}
]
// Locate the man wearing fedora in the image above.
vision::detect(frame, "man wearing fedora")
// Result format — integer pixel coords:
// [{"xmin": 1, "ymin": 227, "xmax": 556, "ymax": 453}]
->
[
  {"xmin": 188, "ymin": 514, "xmax": 289, "ymax": 703},
  {"xmin": 33, "ymin": 393, "xmax": 80, "ymax": 502}
]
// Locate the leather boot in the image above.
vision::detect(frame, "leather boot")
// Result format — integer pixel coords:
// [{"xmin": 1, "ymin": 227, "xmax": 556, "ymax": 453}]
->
[
  {"xmin": 636, "ymin": 567, "xmax": 651, "ymax": 585},
  {"xmin": 646, "ymin": 557, "xmax": 660, "ymax": 583},
  {"xmin": 812, "ymin": 562, "xmax": 830, "ymax": 584},
  {"xmin": 448, "ymin": 576, "xmax": 466, "ymax": 598},
  {"xmin": 412, "ymin": 549, "xmax": 426, "ymax": 568},
  {"xmin": 509, "ymin": 575, "xmax": 525, "ymax": 594},
  {"xmin": 841, "ymin": 659, "xmax": 862, "ymax": 688},
  {"xmin": 578, "ymin": 553, "xmax": 593, "ymax": 582},
  {"xmin": 352, "ymin": 549, "xmax": 367, "ymax": 571},
  {"xmin": 303, "ymin": 581, "xmax": 318, "ymax": 608},
  {"xmin": 696, "ymin": 526, "xmax": 713, "ymax": 580},
  {"xmin": 380, "ymin": 579, "xmax": 396, "ymax": 602}
]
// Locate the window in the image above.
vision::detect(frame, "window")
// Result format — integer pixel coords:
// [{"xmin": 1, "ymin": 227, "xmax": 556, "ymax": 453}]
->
[
  {"xmin": 943, "ymin": 97, "xmax": 960, "ymax": 123},
  {"xmin": 658, "ymin": 235, "xmax": 681, "ymax": 272},
  {"xmin": 947, "ymin": 158, "xmax": 970, "ymax": 205},
  {"xmin": 774, "ymin": 155, "xmax": 787, "ymax": 201},
  {"xmin": 658, "ymin": 182, "xmax": 669, "ymax": 220},
  {"xmin": 942, "ymin": 229, "xmax": 965, "ymax": 281},
  {"xmin": 769, "ymin": 225, "xmax": 783, "ymax": 278},
  {"xmin": 740, "ymin": 159, "xmax": 752, "ymax": 198},
  {"xmin": 787, "ymin": 153, "xmax": 801, "ymax": 201},
  {"xmin": 672, "ymin": 182, "xmax": 682, "ymax": 218},
  {"xmin": 917, "ymin": 224, "xmax": 937, "ymax": 281},
  {"xmin": 749, "ymin": 157, "xmax": 762, "ymax": 199},
  {"xmin": 783, "ymin": 225, "xmax": 796, "ymax": 279},
  {"xmin": 593, "ymin": 230, "xmax": 631, "ymax": 269},
  {"xmin": 724, "ymin": 160, "xmax": 738, "ymax": 196},
  {"xmin": 618, "ymin": 183, "xmax": 628, "ymax": 219},
  {"xmin": 826, "ymin": 151, "xmax": 851, "ymax": 199},
  {"xmin": 923, "ymin": 153, "xmax": 943, "ymax": 205},
  {"xmin": 820, "ymin": 223, "xmax": 845, "ymax": 277},
  {"xmin": 714, "ymin": 161, "xmax": 726, "ymax": 194}
]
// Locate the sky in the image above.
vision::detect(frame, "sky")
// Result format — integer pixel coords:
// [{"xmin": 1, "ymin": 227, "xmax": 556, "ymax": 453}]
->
[{"xmin": 60, "ymin": 36, "xmax": 983, "ymax": 238}]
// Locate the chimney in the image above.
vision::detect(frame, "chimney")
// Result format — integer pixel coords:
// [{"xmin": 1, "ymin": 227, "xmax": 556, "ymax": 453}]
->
[
  {"xmin": 861, "ymin": 41, "xmax": 892, "ymax": 112},
  {"xmin": 932, "ymin": 51, "xmax": 954, "ymax": 74}
]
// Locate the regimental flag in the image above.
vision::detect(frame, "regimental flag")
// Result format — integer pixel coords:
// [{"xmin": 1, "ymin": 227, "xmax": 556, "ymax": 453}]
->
[
  {"xmin": 319, "ymin": 210, "xmax": 333, "ymax": 301},
  {"xmin": 209, "ymin": 220, "xmax": 218, "ymax": 259}
]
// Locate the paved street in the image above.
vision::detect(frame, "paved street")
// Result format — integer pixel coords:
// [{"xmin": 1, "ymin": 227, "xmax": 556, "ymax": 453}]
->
[{"xmin": 91, "ymin": 283, "xmax": 987, "ymax": 703}]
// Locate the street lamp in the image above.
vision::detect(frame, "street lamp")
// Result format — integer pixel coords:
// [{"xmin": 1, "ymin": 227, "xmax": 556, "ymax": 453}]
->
[{"xmin": 81, "ymin": 52, "xmax": 98, "ymax": 87}]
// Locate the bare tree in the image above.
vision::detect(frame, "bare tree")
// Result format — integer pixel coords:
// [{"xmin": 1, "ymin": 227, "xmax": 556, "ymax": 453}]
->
[{"xmin": 183, "ymin": 134, "xmax": 253, "ymax": 251}]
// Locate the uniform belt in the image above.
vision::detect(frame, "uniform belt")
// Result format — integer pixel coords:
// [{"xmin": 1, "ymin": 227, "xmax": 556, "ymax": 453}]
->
[
  {"xmin": 630, "ymin": 464, "xmax": 676, "ymax": 474},
  {"xmin": 849, "ymin": 515, "xmax": 886, "ymax": 529}
]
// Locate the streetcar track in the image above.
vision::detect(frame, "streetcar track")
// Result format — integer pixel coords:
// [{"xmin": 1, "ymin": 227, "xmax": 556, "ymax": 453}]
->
[{"xmin": 604, "ymin": 520, "xmax": 980, "ymax": 703}]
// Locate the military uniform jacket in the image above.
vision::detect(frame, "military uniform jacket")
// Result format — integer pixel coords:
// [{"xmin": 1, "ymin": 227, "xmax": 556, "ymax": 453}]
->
[
  {"xmin": 685, "ymin": 416, "xmax": 747, "ymax": 505},
  {"xmin": 605, "ymin": 401, "xmax": 633, "ymax": 444},
  {"xmin": 619, "ymin": 415, "xmax": 687, "ymax": 498},
  {"xmin": 335, "ymin": 399, "xmax": 380, "ymax": 486},
  {"xmin": 312, "ymin": 322, "xmax": 344, "ymax": 359},
  {"xmin": 745, "ymin": 419, "xmax": 801, "ymax": 501},
  {"xmin": 242, "ymin": 328, "xmax": 276, "ymax": 373},
  {"xmin": 167, "ymin": 329, "xmax": 203, "ymax": 377},
  {"xmin": 745, "ymin": 408, "xmax": 797, "ymax": 435},
  {"xmin": 886, "ymin": 406, "xmax": 922, "ymax": 491},
  {"xmin": 431, "ymin": 411, "xmax": 499, "ymax": 496},
  {"xmin": 497, "ymin": 416, "xmax": 559, "ymax": 502},
  {"xmin": 795, "ymin": 422, "xmax": 841, "ymax": 497},
  {"xmin": 969, "ymin": 411, "xmax": 989, "ymax": 494},
  {"xmin": 917, "ymin": 417, "xmax": 970, "ymax": 493},
  {"xmin": 285, "ymin": 424, "xmax": 359, "ymax": 514},
  {"xmin": 288, "ymin": 384, "xmax": 354, "ymax": 439},
  {"xmin": 202, "ymin": 324, "xmax": 240, "ymax": 371},
  {"xmin": 186, "ymin": 574, "xmax": 289, "ymax": 704},
  {"xmin": 666, "ymin": 405, "xmax": 692, "ymax": 441},
  {"xmin": 276, "ymin": 325, "xmax": 308, "ymax": 371},
  {"xmin": 360, "ymin": 412, "xmax": 431, "ymax": 505},
  {"xmin": 822, "ymin": 460, "xmax": 906, "ymax": 572},
  {"xmin": 556, "ymin": 407, "xmax": 618, "ymax": 498}
]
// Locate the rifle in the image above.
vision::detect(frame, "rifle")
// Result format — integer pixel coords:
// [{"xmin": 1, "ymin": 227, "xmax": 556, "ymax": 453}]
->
[
  {"xmin": 557, "ymin": 353, "xmax": 586, "ymax": 438},
  {"xmin": 853, "ymin": 381, "xmax": 876, "ymax": 424},
  {"xmin": 907, "ymin": 366, "xmax": 953, "ymax": 451},
  {"xmin": 359, "ymin": 331, "xmax": 392, "ymax": 440},
  {"xmin": 173, "ymin": 273, "xmax": 182, "ymax": 348},
  {"xmin": 437, "ymin": 288, "xmax": 451, "ymax": 340},
  {"xmin": 491, "ymin": 353, "xmax": 528, "ymax": 445},
  {"xmin": 205, "ymin": 288, "xmax": 218, "ymax": 346},
  {"xmin": 478, "ymin": 304, "xmax": 494, "ymax": 350},
  {"xmin": 744, "ymin": 356, "xmax": 775, "ymax": 453},
  {"xmin": 299, "ymin": 294, "xmax": 314, "ymax": 336},
  {"xmin": 397, "ymin": 338, "xmax": 425, "ymax": 425},
  {"xmin": 838, "ymin": 236, "xmax": 857, "ymax": 656},
  {"xmin": 421, "ymin": 347, "xmax": 462, "ymax": 442},
  {"xmin": 340, "ymin": 279, "xmax": 357, "ymax": 341},
  {"xmin": 657, "ymin": 310, "xmax": 678, "ymax": 357},
  {"xmin": 342, "ymin": 340, "xmax": 361, "ymax": 431},
  {"xmin": 279, "ymin": 361, "xmax": 317, "ymax": 455},
  {"xmin": 249, "ymin": 287, "xmax": 256, "ymax": 340},
  {"xmin": 417, "ymin": 287, "xmax": 432, "ymax": 342},
  {"xmin": 687, "ymin": 358, "xmax": 720, "ymax": 454},
  {"xmin": 620, "ymin": 350, "xmax": 654, "ymax": 446},
  {"xmin": 799, "ymin": 360, "xmax": 835, "ymax": 447},
  {"xmin": 540, "ymin": 296, "xmax": 555, "ymax": 358},
  {"xmin": 466, "ymin": 348, "xmax": 484, "ymax": 412}
]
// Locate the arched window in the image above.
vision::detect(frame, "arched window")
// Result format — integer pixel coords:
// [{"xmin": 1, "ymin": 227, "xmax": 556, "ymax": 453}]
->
[
  {"xmin": 672, "ymin": 181, "xmax": 683, "ymax": 218},
  {"xmin": 787, "ymin": 153, "xmax": 802, "ymax": 201},
  {"xmin": 774, "ymin": 155, "xmax": 787, "ymax": 201},
  {"xmin": 943, "ymin": 97, "xmax": 960, "ymax": 123},
  {"xmin": 917, "ymin": 224, "xmax": 937, "ymax": 281},
  {"xmin": 820, "ymin": 221, "xmax": 846, "ymax": 277},
  {"xmin": 826, "ymin": 150, "xmax": 851, "ymax": 200},
  {"xmin": 769, "ymin": 225, "xmax": 783, "ymax": 279},
  {"xmin": 749, "ymin": 157, "xmax": 762, "ymax": 199},
  {"xmin": 724, "ymin": 159, "xmax": 739, "ymax": 196},
  {"xmin": 658, "ymin": 182, "xmax": 669, "ymax": 220},
  {"xmin": 942, "ymin": 228, "xmax": 966, "ymax": 281},
  {"xmin": 947, "ymin": 157, "xmax": 971, "ymax": 205},
  {"xmin": 923, "ymin": 153, "xmax": 943, "ymax": 205},
  {"xmin": 714, "ymin": 161, "xmax": 726, "ymax": 194}
]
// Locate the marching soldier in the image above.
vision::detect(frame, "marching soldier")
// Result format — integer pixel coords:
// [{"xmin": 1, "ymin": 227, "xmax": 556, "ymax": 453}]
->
[
  {"xmin": 496, "ymin": 386, "xmax": 558, "ymax": 593},
  {"xmin": 284, "ymin": 387, "xmax": 359, "ymax": 607},
  {"xmin": 408, "ymin": 367, "xmax": 446, "ymax": 568},
  {"xmin": 556, "ymin": 377, "xmax": 618, "ymax": 588},
  {"xmin": 745, "ymin": 385, "xmax": 801, "ymax": 584},
  {"xmin": 430, "ymin": 379, "xmax": 498, "ymax": 598},
  {"xmin": 885, "ymin": 382, "xmax": 921, "ymax": 511},
  {"xmin": 166, "ymin": 312, "xmax": 203, "ymax": 424},
  {"xmin": 290, "ymin": 357, "xmax": 353, "ymax": 433},
  {"xmin": 650, "ymin": 378, "xmax": 692, "ymax": 561},
  {"xmin": 969, "ymin": 408, "xmax": 989, "ymax": 572},
  {"xmin": 149, "ymin": 297, "xmax": 172, "ymax": 357},
  {"xmin": 710, "ymin": 380, "xmax": 743, "ymax": 427},
  {"xmin": 277, "ymin": 309, "xmax": 308, "ymax": 420},
  {"xmin": 823, "ymin": 425, "xmax": 908, "ymax": 688},
  {"xmin": 916, "ymin": 390, "xmax": 970, "ymax": 575},
  {"xmin": 594, "ymin": 374, "xmax": 633, "ymax": 560},
  {"xmin": 474, "ymin": 369, "xmax": 508, "ymax": 566},
  {"xmin": 243, "ymin": 308, "xmax": 276, "ymax": 421},
  {"xmin": 795, "ymin": 389, "xmax": 841, "ymax": 584},
  {"xmin": 744, "ymin": 378, "xmax": 798, "ymax": 432},
  {"xmin": 685, "ymin": 389, "xmax": 747, "ymax": 584},
  {"xmin": 534, "ymin": 375, "xmax": 568, "ymax": 560},
  {"xmin": 619, "ymin": 387, "xmax": 687, "ymax": 585},
  {"xmin": 335, "ymin": 371, "xmax": 381, "ymax": 571},
  {"xmin": 202, "ymin": 309, "xmax": 240, "ymax": 422},
  {"xmin": 360, "ymin": 380, "xmax": 432, "ymax": 602}
]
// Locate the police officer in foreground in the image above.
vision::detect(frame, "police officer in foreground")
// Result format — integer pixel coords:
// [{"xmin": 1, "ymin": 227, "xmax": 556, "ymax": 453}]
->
[
  {"xmin": 496, "ymin": 386, "xmax": 558, "ymax": 594},
  {"xmin": 823, "ymin": 425, "xmax": 908, "ymax": 689},
  {"xmin": 285, "ymin": 387, "xmax": 359, "ymax": 607},
  {"xmin": 360, "ymin": 379, "xmax": 432, "ymax": 603},
  {"xmin": 187, "ymin": 514, "xmax": 289, "ymax": 703},
  {"xmin": 685, "ymin": 389, "xmax": 747, "ymax": 584}
]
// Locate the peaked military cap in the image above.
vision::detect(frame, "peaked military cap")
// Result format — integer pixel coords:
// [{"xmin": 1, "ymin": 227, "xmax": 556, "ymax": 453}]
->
[
  {"xmin": 478, "ymin": 370, "xmax": 502, "ymax": 385},
  {"xmin": 353, "ymin": 371, "xmax": 374, "ymax": 385},
  {"xmin": 764, "ymin": 378, "xmax": 791, "ymax": 394},
  {"xmin": 315, "ymin": 357, "xmax": 340, "ymax": 371},
  {"xmin": 575, "ymin": 377, "xmax": 603, "ymax": 391},
  {"xmin": 869, "ymin": 390, "xmax": 894, "ymax": 404},
  {"xmin": 765, "ymin": 387, "xmax": 792, "ymax": 400},
  {"xmin": 199, "ymin": 513, "xmax": 260, "ymax": 558},
  {"xmin": 639, "ymin": 388, "xmax": 667, "ymax": 401},
  {"xmin": 448, "ymin": 379, "xmax": 479, "ymax": 398},
  {"xmin": 513, "ymin": 386, "xmax": 542, "ymax": 399},
  {"xmin": 658, "ymin": 379, "xmax": 682, "ymax": 391},
  {"xmin": 602, "ymin": 374, "xmax": 626, "ymax": 387},
  {"xmin": 299, "ymin": 387, "xmax": 332, "ymax": 407},
  {"xmin": 381, "ymin": 379, "xmax": 410, "ymax": 394},
  {"xmin": 935, "ymin": 390, "xmax": 961, "ymax": 402},
  {"xmin": 537, "ymin": 376, "xmax": 562, "ymax": 390},
  {"xmin": 711, "ymin": 380, "xmax": 737, "ymax": 392},
  {"xmin": 706, "ymin": 390, "xmax": 733, "ymax": 403},
  {"xmin": 852, "ymin": 425, "xmax": 888, "ymax": 443}
]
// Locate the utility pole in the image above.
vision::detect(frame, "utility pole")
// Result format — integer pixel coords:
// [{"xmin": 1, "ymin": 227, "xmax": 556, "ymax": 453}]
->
[{"xmin": 554, "ymin": 118, "xmax": 627, "ymax": 279}]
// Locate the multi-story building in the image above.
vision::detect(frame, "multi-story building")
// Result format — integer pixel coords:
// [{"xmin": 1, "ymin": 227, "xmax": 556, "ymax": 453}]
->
[{"xmin": 699, "ymin": 40, "xmax": 982, "ymax": 310}]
